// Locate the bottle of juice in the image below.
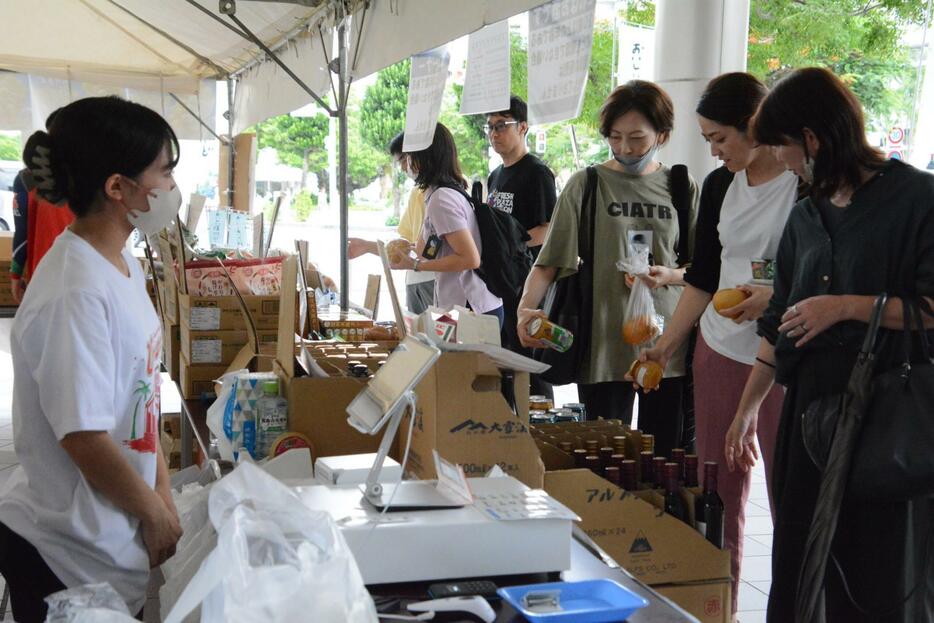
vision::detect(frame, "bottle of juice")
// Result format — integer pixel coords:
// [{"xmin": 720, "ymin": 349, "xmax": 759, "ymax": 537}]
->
[{"xmin": 255, "ymin": 380, "xmax": 288, "ymax": 458}]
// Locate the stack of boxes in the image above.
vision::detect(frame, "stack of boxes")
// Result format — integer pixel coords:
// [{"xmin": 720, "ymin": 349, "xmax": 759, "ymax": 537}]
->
[
  {"xmin": 531, "ymin": 420, "xmax": 732, "ymax": 623},
  {"xmin": 0, "ymin": 232, "xmax": 15, "ymax": 309}
]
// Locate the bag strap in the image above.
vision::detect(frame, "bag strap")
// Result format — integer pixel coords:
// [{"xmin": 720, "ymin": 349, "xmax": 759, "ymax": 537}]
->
[
  {"xmin": 668, "ymin": 164, "xmax": 691, "ymax": 267},
  {"xmin": 906, "ymin": 297, "xmax": 933, "ymax": 362},
  {"xmin": 861, "ymin": 294, "xmax": 888, "ymax": 357},
  {"xmin": 579, "ymin": 167, "xmax": 598, "ymax": 267},
  {"xmin": 471, "ymin": 180, "xmax": 484, "ymax": 205}
]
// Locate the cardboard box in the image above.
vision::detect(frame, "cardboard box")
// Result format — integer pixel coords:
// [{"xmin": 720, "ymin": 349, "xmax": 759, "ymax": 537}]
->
[
  {"xmin": 316, "ymin": 310, "xmax": 374, "ymax": 341},
  {"xmin": 180, "ymin": 324, "xmax": 277, "ymax": 366},
  {"xmin": 179, "ymin": 353, "xmax": 230, "ymax": 399},
  {"xmin": 543, "ymin": 469, "xmax": 730, "ymax": 586},
  {"xmin": 178, "ymin": 293, "xmax": 280, "ymax": 331},
  {"xmin": 163, "ymin": 324, "xmax": 181, "ymax": 383},
  {"xmin": 655, "ymin": 580, "xmax": 731, "ymax": 623},
  {"xmin": 405, "ymin": 351, "xmax": 544, "ymax": 489},
  {"xmin": 0, "ymin": 232, "xmax": 12, "ymax": 261}
]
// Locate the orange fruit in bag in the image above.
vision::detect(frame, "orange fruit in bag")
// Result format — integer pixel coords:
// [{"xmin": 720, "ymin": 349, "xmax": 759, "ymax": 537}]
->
[
  {"xmin": 622, "ymin": 315, "xmax": 658, "ymax": 345},
  {"xmin": 386, "ymin": 238, "xmax": 412, "ymax": 265},
  {"xmin": 713, "ymin": 288, "xmax": 750, "ymax": 316}
]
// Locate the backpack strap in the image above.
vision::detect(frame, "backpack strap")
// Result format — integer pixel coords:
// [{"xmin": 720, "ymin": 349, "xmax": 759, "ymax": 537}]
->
[
  {"xmin": 668, "ymin": 164, "xmax": 691, "ymax": 267},
  {"xmin": 579, "ymin": 167, "xmax": 598, "ymax": 267}
]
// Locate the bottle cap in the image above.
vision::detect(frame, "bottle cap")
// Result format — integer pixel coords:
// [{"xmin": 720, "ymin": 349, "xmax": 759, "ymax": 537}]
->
[{"xmin": 262, "ymin": 380, "xmax": 279, "ymax": 395}]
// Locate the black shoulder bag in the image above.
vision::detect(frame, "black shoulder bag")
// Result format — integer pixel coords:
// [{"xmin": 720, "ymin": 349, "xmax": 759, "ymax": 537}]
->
[
  {"xmin": 802, "ymin": 295, "xmax": 934, "ymax": 501},
  {"xmin": 532, "ymin": 167, "xmax": 598, "ymax": 385}
]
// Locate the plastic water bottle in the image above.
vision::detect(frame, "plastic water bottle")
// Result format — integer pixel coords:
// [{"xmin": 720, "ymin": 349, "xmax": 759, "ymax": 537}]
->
[{"xmin": 255, "ymin": 380, "xmax": 288, "ymax": 458}]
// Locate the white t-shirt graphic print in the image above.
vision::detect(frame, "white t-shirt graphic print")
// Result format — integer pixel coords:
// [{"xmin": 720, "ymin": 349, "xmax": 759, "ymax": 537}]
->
[{"xmin": 0, "ymin": 229, "xmax": 161, "ymax": 614}]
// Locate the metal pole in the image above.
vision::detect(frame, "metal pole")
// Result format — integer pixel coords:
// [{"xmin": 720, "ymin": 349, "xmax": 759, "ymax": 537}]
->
[
  {"xmin": 227, "ymin": 77, "xmax": 236, "ymax": 208},
  {"xmin": 338, "ymin": 18, "xmax": 350, "ymax": 310}
]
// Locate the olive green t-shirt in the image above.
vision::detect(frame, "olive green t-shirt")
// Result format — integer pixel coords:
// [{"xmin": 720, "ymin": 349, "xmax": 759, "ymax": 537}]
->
[{"xmin": 536, "ymin": 163, "xmax": 699, "ymax": 384}]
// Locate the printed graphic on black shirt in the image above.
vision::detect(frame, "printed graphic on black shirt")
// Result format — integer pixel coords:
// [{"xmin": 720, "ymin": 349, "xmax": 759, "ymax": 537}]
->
[{"xmin": 486, "ymin": 154, "xmax": 557, "ymax": 233}]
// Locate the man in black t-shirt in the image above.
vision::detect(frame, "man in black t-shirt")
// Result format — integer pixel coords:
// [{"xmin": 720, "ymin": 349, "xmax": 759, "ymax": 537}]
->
[{"xmin": 485, "ymin": 95, "xmax": 557, "ymax": 398}]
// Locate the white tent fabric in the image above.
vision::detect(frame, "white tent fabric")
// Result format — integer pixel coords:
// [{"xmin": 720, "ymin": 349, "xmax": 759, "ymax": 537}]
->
[
  {"xmin": 0, "ymin": 73, "xmax": 217, "ymax": 140},
  {"xmin": 349, "ymin": 0, "xmax": 551, "ymax": 80},
  {"xmin": 0, "ymin": 0, "xmax": 322, "ymax": 91},
  {"xmin": 232, "ymin": 29, "xmax": 333, "ymax": 135},
  {"xmin": 0, "ymin": 0, "xmax": 553, "ymax": 138}
]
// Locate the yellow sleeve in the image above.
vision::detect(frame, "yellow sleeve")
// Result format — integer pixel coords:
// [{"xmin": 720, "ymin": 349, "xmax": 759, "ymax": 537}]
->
[{"xmin": 397, "ymin": 188, "xmax": 426, "ymax": 242}]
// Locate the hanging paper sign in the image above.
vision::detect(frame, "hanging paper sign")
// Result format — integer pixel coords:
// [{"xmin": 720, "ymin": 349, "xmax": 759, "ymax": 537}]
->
[
  {"xmin": 527, "ymin": 0, "xmax": 597, "ymax": 125},
  {"xmin": 618, "ymin": 22, "xmax": 655, "ymax": 83},
  {"xmin": 226, "ymin": 210, "xmax": 253, "ymax": 251},
  {"xmin": 206, "ymin": 207, "xmax": 228, "ymax": 249},
  {"xmin": 403, "ymin": 46, "xmax": 451, "ymax": 152},
  {"xmin": 460, "ymin": 20, "xmax": 511, "ymax": 115}
]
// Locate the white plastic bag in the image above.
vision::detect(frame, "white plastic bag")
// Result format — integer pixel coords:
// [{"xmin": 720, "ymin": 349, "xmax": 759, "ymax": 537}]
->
[
  {"xmin": 617, "ymin": 248, "xmax": 661, "ymax": 345},
  {"xmin": 164, "ymin": 463, "xmax": 378, "ymax": 623},
  {"xmin": 206, "ymin": 370, "xmax": 244, "ymax": 462},
  {"xmin": 44, "ymin": 583, "xmax": 136, "ymax": 623}
]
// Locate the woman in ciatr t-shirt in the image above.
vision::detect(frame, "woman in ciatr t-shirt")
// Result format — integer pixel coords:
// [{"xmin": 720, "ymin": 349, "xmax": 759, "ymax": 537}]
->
[{"xmin": 0, "ymin": 96, "xmax": 183, "ymax": 622}]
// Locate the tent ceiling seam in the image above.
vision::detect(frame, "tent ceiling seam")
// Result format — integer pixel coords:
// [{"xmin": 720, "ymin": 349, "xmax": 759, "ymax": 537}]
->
[
  {"xmin": 103, "ymin": 0, "xmax": 230, "ymax": 78},
  {"xmin": 75, "ymin": 0, "xmax": 200, "ymax": 78}
]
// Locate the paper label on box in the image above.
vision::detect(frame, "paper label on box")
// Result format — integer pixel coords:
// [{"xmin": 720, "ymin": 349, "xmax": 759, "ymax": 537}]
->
[
  {"xmin": 190, "ymin": 307, "xmax": 221, "ymax": 330},
  {"xmin": 191, "ymin": 338, "xmax": 222, "ymax": 364}
]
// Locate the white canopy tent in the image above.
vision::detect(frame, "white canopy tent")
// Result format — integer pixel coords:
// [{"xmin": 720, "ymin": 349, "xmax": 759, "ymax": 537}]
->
[{"xmin": 0, "ymin": 0, "xmax": 553, "ymax": 305}]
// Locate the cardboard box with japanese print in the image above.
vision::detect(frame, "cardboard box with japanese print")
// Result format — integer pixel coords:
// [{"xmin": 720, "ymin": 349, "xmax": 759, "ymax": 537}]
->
[{"xmin": 543, "ymin": 468, "xmax": 731, "ymax": 623}]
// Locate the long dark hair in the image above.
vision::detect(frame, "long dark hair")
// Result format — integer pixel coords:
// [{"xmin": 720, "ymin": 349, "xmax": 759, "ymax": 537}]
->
[
  {"xmin": 696, "ymin": 72, "xmax": 767, "ymax": 131},
  {"xmin": 752, "ymin": 67, "xmax": 886, "ymax": 200},
  {"xmin": 408, "ymin": 123, "xmax": 467, "ymax": 190},
  {"xmin": 22, "ymin": 96, "xmax": 179, "ymax": 217}
]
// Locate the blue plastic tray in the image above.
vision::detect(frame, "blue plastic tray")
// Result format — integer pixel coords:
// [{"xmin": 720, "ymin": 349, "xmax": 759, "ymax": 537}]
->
[{"xmin": 498, "ymin": 579, "xmax": 649, "ymax": 622}]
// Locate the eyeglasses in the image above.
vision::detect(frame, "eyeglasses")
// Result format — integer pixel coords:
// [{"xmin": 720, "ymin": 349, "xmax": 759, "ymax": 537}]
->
[{"xmin": 483, "ymin": 120, "xmax": 519, "ymax": 135}]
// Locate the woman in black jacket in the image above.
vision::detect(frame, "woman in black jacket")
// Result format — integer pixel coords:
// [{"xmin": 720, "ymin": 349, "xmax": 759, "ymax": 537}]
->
[{"xmin": 733, "ymin": 67, "xmax": 934, "ymax": 622}]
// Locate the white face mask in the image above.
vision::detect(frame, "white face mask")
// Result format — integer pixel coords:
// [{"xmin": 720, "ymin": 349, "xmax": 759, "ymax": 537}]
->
[
  {"xmin": 404, "ymin": 156, "xmax": 418, "ymax": 181},
  {"xmin": 801, "ymin": 154, "xmax": 815, "ymax": 184},
  {"xmin": 127, "ymin": 185, "xmax": 182, "ymax": 235},
  {"xmin": 614, "ymin": 142, "xmax": 660, "ymax": 175}
]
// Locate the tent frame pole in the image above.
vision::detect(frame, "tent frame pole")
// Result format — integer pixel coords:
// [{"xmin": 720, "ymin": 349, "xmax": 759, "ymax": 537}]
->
[
  {"xmin": 337, "ymin": 16, "xmax": 349, "ymax": 310},
  {"xmin": 227, "ymin": 78, "xmax": 236, "ymax": 209},
  {"xmin": 169, "ymin": 93, "xmax": 226, "ymax": 143}
]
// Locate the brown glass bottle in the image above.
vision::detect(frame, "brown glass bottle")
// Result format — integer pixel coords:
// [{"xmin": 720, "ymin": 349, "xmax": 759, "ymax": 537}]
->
[
  {"xmin": 620, "ymin": 460, "xmax": 638, "ymax": 491},
  {"xmin": 640, "ymin": 434, "xmax": 655, "ymax": 455},
  {"xmin": 573, "ymin": 448, "xmax": 589, "ymax": 468},
  {"xmin": 585, "ymin": 455, "xmax": 602, "ymax": 476},
  {"xmin": 604, "ymin": 465, "xmax": 620, "ymax": 486},
  {"xmin": 558, "ymin": 441, "xmax": 574, "ymax": 455},
  {"xmin": 671, "ymin": 448, "xmax": 686, "ymax": 483},
  {"xmin": 653, "ymin": 457, "xmax": 668, "ymax": 490},
  {"xmin": 684, "ymin": 454, "xmax": 699, "ymax": 488},
  {"xmin": 663, "ymin": 462, "xmax": 689, "ymax": 524},
  {"xmin": 639, "ymin": 451, "xmax": 654, "ymax": 487}
]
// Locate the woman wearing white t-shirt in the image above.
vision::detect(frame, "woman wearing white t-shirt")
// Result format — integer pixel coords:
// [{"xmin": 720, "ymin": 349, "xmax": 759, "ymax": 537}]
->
[
  {"xmin": 0, "ymin": 97, "xmax": 183, "ymax": 621},
  {"xmin": 637, "ymin": 73, "xmax": 801, "ymax": 614}
]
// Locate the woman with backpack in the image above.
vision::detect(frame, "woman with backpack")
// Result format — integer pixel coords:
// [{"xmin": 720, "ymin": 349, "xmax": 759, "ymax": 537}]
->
[
  {"xmin": 636, "ymin": 72, "xmax": 801, "ymax": 614},
  {"xmin": 516, "ymin": 80, "xmax": 699, "ymax": 457},
  {"xmin": 389, "ymin": 123, "xmax": 504, "ymax": 326}
]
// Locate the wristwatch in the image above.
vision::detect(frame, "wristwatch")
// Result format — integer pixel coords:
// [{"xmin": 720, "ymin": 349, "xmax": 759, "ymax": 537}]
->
[{"xmin": 414, "ymin": 258, "xmax": 421, "ymax": 272}]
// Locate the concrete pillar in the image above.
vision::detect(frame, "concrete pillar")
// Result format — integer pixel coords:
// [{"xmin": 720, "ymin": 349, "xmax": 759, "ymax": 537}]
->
[{"xmin": 654, "ymin": 0, "xmax": 750, "ymax": 181}]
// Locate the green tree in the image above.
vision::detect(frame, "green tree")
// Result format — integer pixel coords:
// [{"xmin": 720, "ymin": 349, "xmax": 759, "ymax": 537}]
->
[
  {"xmin": 255, "ymin": 113, "xmax": 328, "ymax": 190},
  {"xmin": 360, "ymin": 60, "xmax": 410, "ymax": 216},
  {"xmin": 347, "ymin": 92, "xmax": 391, "ymax": 195},
  {"xmin": 0, "ymin": 135, "xmax": 20, "ymax": 160},
  {"xmin": 747, "ymin": 0, "xmax": 930, "ymax": 130}
]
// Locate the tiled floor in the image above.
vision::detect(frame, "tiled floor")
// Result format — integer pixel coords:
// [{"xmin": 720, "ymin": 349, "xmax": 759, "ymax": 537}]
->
[{"xmin": 0, "ymin": 320, "xmax": 776, "ymax": 621}]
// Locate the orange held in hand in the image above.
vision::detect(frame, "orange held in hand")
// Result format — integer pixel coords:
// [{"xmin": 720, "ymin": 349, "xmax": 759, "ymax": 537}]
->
[
  {"xmin": 622, "ymin": 315, "xmax": 659, "ymax": 345},
  {"xmin": 386, "ymin": 238, "xmax": 412, "ymax": 265},
  {"xmin": 712, "ymin": 288, "xmax": 750, "ymax": 315},
  {"xmin": 628, "ymin": 359, "xmax": 664, "ymax": 390}
]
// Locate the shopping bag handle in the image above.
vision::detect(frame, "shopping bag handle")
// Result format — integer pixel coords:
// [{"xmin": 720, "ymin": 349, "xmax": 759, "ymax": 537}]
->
[{"xmin": 860, "ymin": 293, "xmax": 888, "ymax": 357}]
